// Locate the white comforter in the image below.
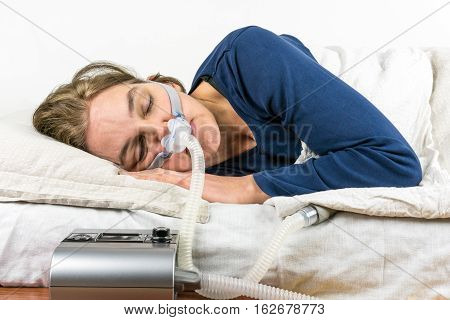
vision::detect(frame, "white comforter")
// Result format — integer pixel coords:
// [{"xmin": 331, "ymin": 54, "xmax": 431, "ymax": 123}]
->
[{"xmin": 265, "ymin": 45, "xmax": 450, "ymax": 220}]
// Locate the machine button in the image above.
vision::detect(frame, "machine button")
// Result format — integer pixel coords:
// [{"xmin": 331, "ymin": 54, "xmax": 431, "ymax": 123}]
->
[{"xmin": 151, "ymin": 227, "xmax": 172, "ymax": 243}]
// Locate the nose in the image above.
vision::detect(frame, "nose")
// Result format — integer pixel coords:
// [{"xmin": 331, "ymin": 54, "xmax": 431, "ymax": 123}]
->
[
  {"xmin": 138, "ymin": 122, "xmax": 169, "ymax": 142},
  {"xmin": 157, "ymin": 123, "xmax": 170, "ymax": 141}
]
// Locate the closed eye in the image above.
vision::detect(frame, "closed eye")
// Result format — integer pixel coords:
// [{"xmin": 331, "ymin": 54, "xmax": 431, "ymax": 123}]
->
[
  {"xmin": 138, "ymin": 134, "xmax": 147, "ymax": 163},
  {"xmin": 143, "ymin": 95, "xmax": 153, "ymax": 116}
]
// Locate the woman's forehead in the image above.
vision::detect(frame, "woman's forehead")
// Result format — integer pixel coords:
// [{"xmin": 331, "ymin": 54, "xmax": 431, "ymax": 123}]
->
[{"xmin": 85, "ymin": 84, "xmax": 138, "ymax": 159}]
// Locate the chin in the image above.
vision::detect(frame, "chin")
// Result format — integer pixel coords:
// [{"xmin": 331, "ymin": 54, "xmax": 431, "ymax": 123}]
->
[
  {"xmin": 194, "ymin": 117, "xmax": 220, "ymax": 152},
  {"xmin": 199, "ymin": 129, "xmax": 221, "ymax": 154}
]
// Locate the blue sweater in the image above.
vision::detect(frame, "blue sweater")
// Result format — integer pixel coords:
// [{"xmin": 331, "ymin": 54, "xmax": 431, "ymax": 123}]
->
[{"xmin": 188, "ymin": 26, "xmax": 422, "ymax": 197}]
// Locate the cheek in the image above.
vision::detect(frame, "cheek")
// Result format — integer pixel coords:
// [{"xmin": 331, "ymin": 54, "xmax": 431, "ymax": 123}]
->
[{"xmin": 196, "ymin": 121, "xmax": 220, "ymax": 153}]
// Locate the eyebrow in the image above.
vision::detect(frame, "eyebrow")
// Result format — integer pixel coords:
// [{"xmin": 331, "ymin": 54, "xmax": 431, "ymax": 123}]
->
[
  {"xmin": 119, "ymin": 87, "xmax": 138, "ymax": 166},
  {"xmin": 127, "ymin": 86, "xmax": 138, "ymax": 116}
]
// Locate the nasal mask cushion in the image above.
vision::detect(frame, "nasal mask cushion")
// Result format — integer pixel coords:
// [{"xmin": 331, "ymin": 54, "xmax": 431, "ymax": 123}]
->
[
  {"xmin": 146, "ymin": 81, "xmax": 192, "ymax": 170},
  {"xmin": 162, "ymin": 117, "xmax": 192, "ymax": 153}
]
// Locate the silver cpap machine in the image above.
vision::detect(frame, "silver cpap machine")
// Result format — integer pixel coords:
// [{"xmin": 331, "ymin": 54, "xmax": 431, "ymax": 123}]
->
[{"xmin": 49, "ymin": 228, "xmax": 200, "ymax": 299}]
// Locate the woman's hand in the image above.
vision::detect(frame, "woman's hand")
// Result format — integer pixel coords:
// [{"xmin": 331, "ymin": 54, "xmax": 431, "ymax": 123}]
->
[
  {"xmin": 118, "ymin": 168, "xmax": 271, "ymax": 204},
  {"xmin": 118, "ymin": 168, "xmax": 191, "ymax": 188}
]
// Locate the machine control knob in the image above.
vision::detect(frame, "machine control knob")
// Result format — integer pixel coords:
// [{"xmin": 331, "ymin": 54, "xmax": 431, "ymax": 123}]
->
[
  {"xmin": 67, "ymin": 233, "xmax": 92, "ymax": 241},
  {"xmin": 151, "ymin": 227, "xmax": 172, "ymax": 243}
]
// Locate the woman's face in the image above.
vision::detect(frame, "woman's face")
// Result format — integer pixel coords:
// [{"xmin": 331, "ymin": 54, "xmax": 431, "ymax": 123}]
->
[{"xmin": 85, "ymin": 81, "xmax": 220, "ymax": 172}]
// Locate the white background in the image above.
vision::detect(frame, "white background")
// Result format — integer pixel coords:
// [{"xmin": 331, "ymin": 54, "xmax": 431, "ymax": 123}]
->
[{"xmin": 0, "ymin": 0, "xmax": 449, "ymax": 117}]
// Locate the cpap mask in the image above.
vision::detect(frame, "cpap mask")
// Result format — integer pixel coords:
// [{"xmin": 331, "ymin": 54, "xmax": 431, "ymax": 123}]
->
[{"xmin": 146, "ymin": 81, "xmax": 192, "ymax": 170}]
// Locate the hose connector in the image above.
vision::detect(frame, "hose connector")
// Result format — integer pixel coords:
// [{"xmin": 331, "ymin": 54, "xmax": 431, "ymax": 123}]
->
[
  {"xmin": 293, "ymin": 205, "xmax": 337, "ymax": 227},
  {"xmin": 295, "ymin": 205, "xmax": 318, "ymax": 227},
  {"xmin": 311, "ymin": 204, "xmax": 337, "ymax": 224}
]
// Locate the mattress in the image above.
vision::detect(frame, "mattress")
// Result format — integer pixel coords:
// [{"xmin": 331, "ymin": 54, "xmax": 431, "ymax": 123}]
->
[{"xmin": 1, "ymin": 201, "xmax": 448, "ymax": 299}]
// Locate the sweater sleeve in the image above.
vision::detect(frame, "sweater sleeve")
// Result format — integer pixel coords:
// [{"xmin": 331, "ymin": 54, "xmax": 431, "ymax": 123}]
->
[{"xmin": 227, "ymin": 26, "xmax": 422, "ymax": 197}]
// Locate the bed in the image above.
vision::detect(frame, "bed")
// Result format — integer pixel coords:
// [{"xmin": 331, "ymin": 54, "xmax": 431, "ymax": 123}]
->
[
  {"xmin": 1, "ymin": 200, "xmax": 449, "ymax": 299},
  {"xmin": 1, "ymin": 44, "xmax": 449, "ymax": 299}
]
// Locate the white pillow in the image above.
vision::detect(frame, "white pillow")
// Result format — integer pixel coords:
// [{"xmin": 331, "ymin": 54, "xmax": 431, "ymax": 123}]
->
[
  {"xmin": 425, "ymin": 48, "xmax": 450, "ymax": 174},
  {"xmin": 302, "ymin": 45, "xmax": 449, "ymax": 184},
  {"xmin": 0, "ymin": 110, "xmax": 209, "ymax": 223}
]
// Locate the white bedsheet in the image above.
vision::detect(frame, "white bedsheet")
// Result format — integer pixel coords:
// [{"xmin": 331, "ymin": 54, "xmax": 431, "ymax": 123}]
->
[{"xmin": 1, "ymin": 201, "xmax": 449, "ymax": 299}]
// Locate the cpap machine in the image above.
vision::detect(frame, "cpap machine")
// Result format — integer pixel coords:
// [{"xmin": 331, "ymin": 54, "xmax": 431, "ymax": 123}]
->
[{"xmin": 50, "ymin": 81, "xmax": 335, "ymax": 300}]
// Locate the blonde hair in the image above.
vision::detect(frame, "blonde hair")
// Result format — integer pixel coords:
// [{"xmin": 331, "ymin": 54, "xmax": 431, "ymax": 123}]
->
[{"xmin": 32, "ymin": 61, "xmax": 186, "ymax": 151}]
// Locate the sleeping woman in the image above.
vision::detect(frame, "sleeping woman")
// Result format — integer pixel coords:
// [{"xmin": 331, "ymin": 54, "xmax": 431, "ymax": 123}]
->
[{"xmin": 32, "ymin": 25, "xmax": 422, "ymax": 204}]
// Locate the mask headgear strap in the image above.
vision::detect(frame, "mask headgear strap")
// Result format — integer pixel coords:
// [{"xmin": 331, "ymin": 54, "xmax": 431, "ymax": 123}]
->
[{"xmin": 147, "ymin": 81, "xmax": 189, "ymax": 169}]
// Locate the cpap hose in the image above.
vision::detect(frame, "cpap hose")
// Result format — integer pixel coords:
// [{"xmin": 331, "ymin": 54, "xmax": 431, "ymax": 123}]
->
[
  {"xmin": 197, "ymin": 207, "xmax": 317, "ymax": 300},
  {"xmin": 175, "ymin": 131, "xmax": 320, "ymax": 300},
  {"xmin": 244, "ymin": 208, "xmax": 309, "ymax": 283},
  {"xmin": 199, "ymin": 273, "xmax": 312, "ymax": 300},
  {"xmin": 176, "ymin": 132, "xmax": 205, "ymax": 274},
  {"xmin": 243, "ymin": 205, "xmax": 331, "ymax": 284}
]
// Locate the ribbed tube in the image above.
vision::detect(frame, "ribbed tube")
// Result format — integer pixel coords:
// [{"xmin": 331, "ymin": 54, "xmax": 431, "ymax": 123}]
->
[
  {"xmin": 195, "ymin": 213, "xmax": 310, "ymax": 300},
  {"xmin": 176, "ymin": 132, "xmax": 205, "ymax": 274},
  {"xmin": 198, "ymin": 273, "xmax": 314, "ymax": 300},
  {"xmin": 175, "ymin": 131, "xmax": 315, "ymax": 300},
  {"xmin": 244, "ymin": 214, "xmax": 306, "ymax": 283}
]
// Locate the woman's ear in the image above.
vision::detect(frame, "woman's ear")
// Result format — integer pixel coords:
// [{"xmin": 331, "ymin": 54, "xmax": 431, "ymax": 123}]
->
[
  {"xmin": 147, "ymin": 74, "xmax": 159, "ymax": 81},
  {"xmin": 168, "ymin": 82, "xmax": 183, "ymax": 92},
  {"xmin": 146, "ymin": 73, "xmax": 185, "ymax": 93},
  {"xmin": 147, "ymin": 77, "xmax": 182, "ymax": 92}
]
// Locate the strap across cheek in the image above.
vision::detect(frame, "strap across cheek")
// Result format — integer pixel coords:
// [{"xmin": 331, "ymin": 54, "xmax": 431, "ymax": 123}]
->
[{"xmin": 146, "ymin": 81, "xmax": 192, "ymax": 170}]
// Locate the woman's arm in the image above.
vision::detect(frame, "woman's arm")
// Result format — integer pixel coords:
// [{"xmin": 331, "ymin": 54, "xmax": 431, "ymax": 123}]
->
[
  {"xmin": 119, "ymin": 168, "xmax": 271, "ymax": 204},
  {"xmin": 220, "ymin": 26, "xmax": 422, "ymax": 197}
]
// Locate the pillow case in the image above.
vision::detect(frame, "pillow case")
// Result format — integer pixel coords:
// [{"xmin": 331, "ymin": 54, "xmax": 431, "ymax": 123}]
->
[{"xmin": 425, "ymin": 48, "xmax": 450, "ymax": 175}]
